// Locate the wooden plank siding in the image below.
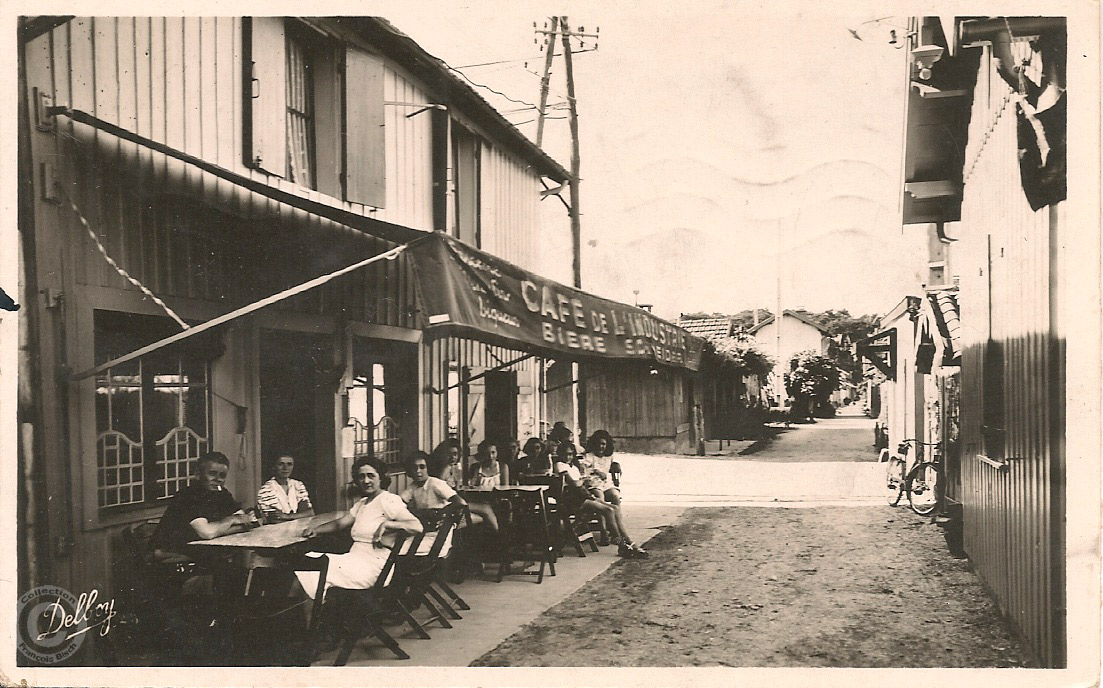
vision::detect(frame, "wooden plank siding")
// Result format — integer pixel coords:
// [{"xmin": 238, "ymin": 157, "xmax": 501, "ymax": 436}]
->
[
  {"xmin": 421, "ymin": 336, "xmax": 543, "ymax": 454},
  {"xmin": 479, "ymin": 142, "xmax": 542, "ymax": 273},
  {"xmin": 955, "ymin": 44, "xmax": 1065, "ymax": 668},
  {"xmin": 583, "ymin": 362, "xmax": 692, "ymax": 453},
  {"xmin": 20, "ymin": 16, "xmax": 563, "ymax": 606}
]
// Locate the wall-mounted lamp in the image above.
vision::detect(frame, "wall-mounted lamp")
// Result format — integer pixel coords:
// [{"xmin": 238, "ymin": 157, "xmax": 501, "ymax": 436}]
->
[
  {"xmin": 888, "ymin": 29, "xmax": 918, "ymax": 47},
  {"xmin": 911, "ymin": 44, "xmax": 945, "ymax": 80}
]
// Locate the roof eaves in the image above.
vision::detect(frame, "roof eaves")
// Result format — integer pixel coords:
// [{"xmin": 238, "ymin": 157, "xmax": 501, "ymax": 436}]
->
[{"xmin": 353, "ymin": 17, "xmax": 569, "ymax": 182}]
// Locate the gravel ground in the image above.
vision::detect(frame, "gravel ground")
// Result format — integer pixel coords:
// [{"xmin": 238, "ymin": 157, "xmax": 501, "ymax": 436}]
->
[{"xmin": 473, "ymin": 505, "xmax": 1034, "ymax": 667}]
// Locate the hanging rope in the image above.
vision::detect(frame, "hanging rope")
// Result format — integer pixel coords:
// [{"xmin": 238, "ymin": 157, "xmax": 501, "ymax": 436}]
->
[{"xmin": 61, "ymin": 189, "xmax": 190, "ymax": 330}]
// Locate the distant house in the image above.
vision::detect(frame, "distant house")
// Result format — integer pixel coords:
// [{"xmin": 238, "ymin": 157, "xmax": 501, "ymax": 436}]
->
[
  {"xmin": 675, "ymin": 316, "xmax": 768, "ymax": 443},
  {"xmin": 746, "ymin": 310, "xmax": 829, "ymax": 403}
]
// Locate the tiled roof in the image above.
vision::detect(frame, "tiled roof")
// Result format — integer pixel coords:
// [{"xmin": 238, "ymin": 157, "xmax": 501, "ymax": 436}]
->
[
  {"xmin": 675, "ymin": 316, "xmax": 735, "ymax": 340},
  {"xmin": 746, "ymin": 310, "xmax": 829, "ymax": 335}
]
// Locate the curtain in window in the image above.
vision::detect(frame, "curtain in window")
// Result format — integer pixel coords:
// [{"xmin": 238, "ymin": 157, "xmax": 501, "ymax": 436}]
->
[{"xmin": 286, "ymin": 37, "xmax": 315, "ymax": 189}]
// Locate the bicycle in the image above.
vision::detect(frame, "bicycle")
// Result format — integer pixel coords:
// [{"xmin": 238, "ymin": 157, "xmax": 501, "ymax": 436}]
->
[{"xmin": 883, "ymin": 439, "xmax": 942, "ymax": 514}]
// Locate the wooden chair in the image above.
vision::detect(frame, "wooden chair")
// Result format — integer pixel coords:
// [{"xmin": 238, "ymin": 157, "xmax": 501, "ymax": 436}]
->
[
  {"xmin": 402, "ymin": 503, "xmax": 467, "ymax": 622},
  {"xmin": 520, "ymin": 475, "xmax": 598, "ymax": 557},
  {"xmin": 331, "ymin": 531, "xmax": 430, "ymax": 665},
  {"xmin": 117, "ymin": 520, "xmax": 232, "ymax": 664},
  {"xmin": 494, "ymin": 487, "xmax": 557, "ymax": 584}
]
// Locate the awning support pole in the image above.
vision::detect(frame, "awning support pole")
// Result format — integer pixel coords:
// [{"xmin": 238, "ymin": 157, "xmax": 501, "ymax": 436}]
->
[
  {"xmin": 432, "ymin": 353, "xmax": 535, "ymax": 394},
  {"xmin": 69, "ymin": 240, "xmax": 422, "ymax": 382},
  {"xmin": 541, "ymin": 367, "xmax": 608, "ymax": 394}
]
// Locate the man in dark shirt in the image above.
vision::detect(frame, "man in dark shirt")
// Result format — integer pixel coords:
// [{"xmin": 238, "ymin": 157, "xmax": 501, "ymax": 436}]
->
[{"xmin": 152, "ymin": 451, "xmax": 253, "ymax": 559}]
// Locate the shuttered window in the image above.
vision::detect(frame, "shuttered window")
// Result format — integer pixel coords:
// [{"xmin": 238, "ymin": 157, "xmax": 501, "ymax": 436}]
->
[
  {"xmin": 247, "ymin": 17, "xmax": 287, "ymax": 177},
  {"xmin": 246, "ymin": 19, "xmax": 384, "ymax": 206},
  {"xmin": 286, "ymin": 31, "xmax": 316, "ymax": 189},
  {"xmin": 345, "ymin": 47, "xmax": 386, "ymax": 208},
  {"xmin": 453, "ymin": 124, "xmax": 479, "ymax": 246}
]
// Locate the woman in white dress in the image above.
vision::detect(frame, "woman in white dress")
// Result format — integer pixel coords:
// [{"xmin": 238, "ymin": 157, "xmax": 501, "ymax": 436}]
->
[{"xmin": 296, "ymin": 457, "xmax": 423, "ymax": 599}]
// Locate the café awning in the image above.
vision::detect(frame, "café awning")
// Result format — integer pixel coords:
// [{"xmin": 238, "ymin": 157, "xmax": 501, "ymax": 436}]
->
[
  {"xmin": 406, "ymin": 233, "xmax": 704, "ymax": 371},
  {"xmin": 58, "ymin": 108, "xmax": 704, "ymax": 379}
]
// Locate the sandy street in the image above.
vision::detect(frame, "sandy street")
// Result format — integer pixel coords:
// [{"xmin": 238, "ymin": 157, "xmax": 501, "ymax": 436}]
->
[
  {"xmin": 473, "ymin": 414, "xmax": 1035, "ymax": 668},
  {"xmin": 473, "ymin": 505, "xmax": 1034, "ymax": 667}
]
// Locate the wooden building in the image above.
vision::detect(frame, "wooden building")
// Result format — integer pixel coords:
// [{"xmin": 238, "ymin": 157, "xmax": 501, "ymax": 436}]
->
[
  {"xmin": 17, "ymin": 15, "xmax": 705, "ymax": 616},
  {"xmin": 897, "ymin": 16, "xmax": 1069, "ymax": 667}
]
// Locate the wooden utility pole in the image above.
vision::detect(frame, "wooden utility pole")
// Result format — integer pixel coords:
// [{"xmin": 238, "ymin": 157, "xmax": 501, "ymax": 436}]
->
[
  {"xmin": 535, "ymin": 16, "xmax": 558, "ymax": 147},
  {"xmin": 560, "ymin": 16, "xmax": 582, "ymax": 289}
]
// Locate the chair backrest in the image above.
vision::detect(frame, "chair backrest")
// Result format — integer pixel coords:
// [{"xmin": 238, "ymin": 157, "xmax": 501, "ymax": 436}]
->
[
  {"xmin": 518, "ymin": 474, "xmax": 557, "ymax": 490},
  {"xmin": 122, "ymin": 520, "xmax": 161, "ymax": 566},
  {"xmin": 424, "ymin": 502, "xmax": 463, "ymax": 561},
  {"xmin": 374, "ymin": 531, "xmax": 420, "ymax": 593}
]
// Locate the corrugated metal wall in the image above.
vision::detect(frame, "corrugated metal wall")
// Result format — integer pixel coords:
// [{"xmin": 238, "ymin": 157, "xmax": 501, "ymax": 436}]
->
[
  {"xmin": 956, "ymin": 42, "xmax": 1065, "ymax": 667},
  {"xmin": 478, "ymin": 142, "xmax": 542, "ymax": 273},
  {"xmin": 381, "ymin": 67, "xmax": 434, "ymax": 229},
  {"xmin": 422, "ymin": 336, "xmax": 542, "ymax": 455}
]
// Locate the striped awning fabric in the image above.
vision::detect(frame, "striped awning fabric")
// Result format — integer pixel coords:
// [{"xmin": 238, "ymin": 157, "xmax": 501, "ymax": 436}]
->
[{"xmin": 925, "ymin": 290, "xmax": 962, "ymax": 366}]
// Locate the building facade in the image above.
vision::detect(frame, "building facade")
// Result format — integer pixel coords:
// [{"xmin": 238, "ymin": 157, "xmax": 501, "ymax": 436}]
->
[
  {"xmin": 894, "ymin": 16, "xmax": 1069, "ymax": 667},
  {"xmin": 18, "ymin": 16, "xmax": 706, "ymax": 617}
]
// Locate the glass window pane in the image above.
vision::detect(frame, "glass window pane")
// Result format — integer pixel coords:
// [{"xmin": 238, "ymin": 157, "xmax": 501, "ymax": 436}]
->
[{"xmin": 183, "ymin": 386, "xmax": 209, "ymax": 437}]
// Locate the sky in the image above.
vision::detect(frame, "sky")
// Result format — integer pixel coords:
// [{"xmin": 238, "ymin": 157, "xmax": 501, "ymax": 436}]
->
[{"xmin": 375, "ymin": 4, "xmax": 933, "ymax": 319}]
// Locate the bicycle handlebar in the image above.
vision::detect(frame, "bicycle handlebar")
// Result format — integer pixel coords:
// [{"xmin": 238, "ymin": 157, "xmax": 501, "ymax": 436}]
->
[{"xmin": 899, "ymin": 439, "xmax": 941, "ymax": 446}]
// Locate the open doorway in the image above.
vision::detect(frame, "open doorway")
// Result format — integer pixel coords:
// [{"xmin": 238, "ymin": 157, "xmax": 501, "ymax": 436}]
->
[
  {"xmin": 259, "ymin": 331, "xmax": 335, "ymax": 510},
  {"xmin": 484, "ymin": 370, "xmax": 518, "ymax": 445}
]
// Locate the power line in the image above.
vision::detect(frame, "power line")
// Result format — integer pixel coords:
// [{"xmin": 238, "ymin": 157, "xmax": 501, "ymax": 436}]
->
[{"xmin": 445, "ymin": 64, "xmax": 540, "ymax": 108}]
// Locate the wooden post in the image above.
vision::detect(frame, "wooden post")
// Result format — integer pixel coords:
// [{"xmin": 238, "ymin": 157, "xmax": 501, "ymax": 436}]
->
[
  {"xmin": 535, "ymin": 16, "xmax": 558, "ymax": 148},
  {"xmin": 560, "ymin": 16, "xmax": 582, "ymax": 290}
]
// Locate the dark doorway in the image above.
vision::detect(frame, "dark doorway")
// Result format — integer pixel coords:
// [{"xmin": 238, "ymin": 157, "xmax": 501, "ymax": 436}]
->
[
  {"xmin": 259, "ymin": 330, "xmax": 334, "ymax": 510},
  {"xmin": 545, "ymin": 360, "xmax": 573, "ymax": 434},
  {"xmin": 484, "ymin": 370, "xmax": 518, "ymax": 444}
]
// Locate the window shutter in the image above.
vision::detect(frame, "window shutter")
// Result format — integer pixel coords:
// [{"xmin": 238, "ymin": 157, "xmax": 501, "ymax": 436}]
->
[
  {"xmin": 248, "ymin": 17, "xmax": 287, "ymax": 177},
  {"xmin": 344, "ymin": 47, "xmax": 386, "ymax": 208}
]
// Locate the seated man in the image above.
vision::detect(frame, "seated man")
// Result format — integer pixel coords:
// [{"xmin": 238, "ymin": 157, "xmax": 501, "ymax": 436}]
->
[
  {"xmin": 401, "ymin": 451, "xmax": 467, "ymax": 555},
  {"xmin": 256, "ymin": 454, "xmax": 315, "ymax": 522},
  {"xmin": 151, "ymin": 451, "xmax": 254, "ymax": 563}
]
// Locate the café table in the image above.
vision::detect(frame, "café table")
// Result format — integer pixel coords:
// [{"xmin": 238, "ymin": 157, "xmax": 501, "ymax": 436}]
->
[
  {"xmin": 457, "ymin": 485, "xmax": 556, "ymax": 583},
  {"xmin": 188, "ymin": 512, "xmax": 342, "ymax": 631}
]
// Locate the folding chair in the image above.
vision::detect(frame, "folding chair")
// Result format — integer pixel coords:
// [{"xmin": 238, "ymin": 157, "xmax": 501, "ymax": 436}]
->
[
  {"xmin": 521, "ymin": 475, "xmax": 598, "ymax": 557},
  {"xmin": 402, "ymin": 503, "xmax": 467, "ymax": 623},
  {"xmin": 331, "ymin": 532, "xmax": 426, "ymax": 665},
  {"xmin": 495, "ymin": 486, "xmax": 557, "ymax": 584}
]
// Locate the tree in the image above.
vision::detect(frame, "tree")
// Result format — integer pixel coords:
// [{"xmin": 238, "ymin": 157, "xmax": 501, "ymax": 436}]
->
[
  {"xmin": 731, "ymin": 308, "xmax": 773, "ymax": 331},
  {"xmin": 710, "ymin": 337, "xmax": 774, "ymax": 380},
  {"xmin": 807, "ymin": 310, "xmax": 880, "ymax": 384},
  {"xmin": 784, "ymin": 350, "xmax": 841, "ymax": 419}
]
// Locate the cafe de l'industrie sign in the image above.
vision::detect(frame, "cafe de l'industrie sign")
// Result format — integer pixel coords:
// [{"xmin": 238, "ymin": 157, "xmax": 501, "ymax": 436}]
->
[{"xmin": 407, "ymin": 232, "xmax": 704, "ymax": 372}]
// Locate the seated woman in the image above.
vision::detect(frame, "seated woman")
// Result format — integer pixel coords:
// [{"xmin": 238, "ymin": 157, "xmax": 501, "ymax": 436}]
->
[
  {"xmin": 465, "ymin": 439, "xmax": 503, "ymax": 488},
  {"xmin": 580, "ymin": 430, "xmax": 623, "ymax": 506},
  {"xmin": 256, "ymin": 454, "xmax": 315, "ymax": 522},
  {"xmin": 401, "ymin": 451, "xmax": 467, "ymax": 555},
  {"xmin": 429, "ymin": 440, "xmax": 498, "ymax": 532},
  {"xmin": 553, "ymin": 442, "xmax": 648, "ymax": 559},
  {"xmin": 497, "ymin": 438, "xmax": 521, "ymax": 485},
  {"xmin": 516, "ymin": 437, "xmax": 552, "ymax": 477},
  {"xmin": 430, "ymin": 439, "xmax": 463, "ymax": 490},
  {"xmin": 296, "ymin": 457, "xmax": 423, "ymax": 601}
]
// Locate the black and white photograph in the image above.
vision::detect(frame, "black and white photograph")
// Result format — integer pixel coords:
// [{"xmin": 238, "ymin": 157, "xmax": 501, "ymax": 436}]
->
[{"xmin": 2, "ymin": 2, "xmax": 1099, "ymax": 685}]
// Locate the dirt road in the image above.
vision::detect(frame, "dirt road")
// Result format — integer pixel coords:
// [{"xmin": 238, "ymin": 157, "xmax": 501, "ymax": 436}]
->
[
  {"xmin": 473, "ymin": 505, "xmax": 1033, "ymax": 667},
  {"xmin": 747, "ymin": 415, "xmax": 880, "ymax": 463}
]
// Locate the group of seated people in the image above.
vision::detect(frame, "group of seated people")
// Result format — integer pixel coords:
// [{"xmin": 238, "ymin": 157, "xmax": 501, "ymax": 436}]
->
[
  {"xmin": 147, "ymin": 424, "xmax": 647, "ymax": 638},
  {"xmin": 420, "ymin": 424, "xmax": 647, "ymax": 560}
]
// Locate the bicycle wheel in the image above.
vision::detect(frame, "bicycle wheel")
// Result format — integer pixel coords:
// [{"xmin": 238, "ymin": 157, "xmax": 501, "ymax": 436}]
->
[
  {"xmin": 907, "ymin": 461, "xmax": 940, "ymax": 515},
  {"xmin": 885, "ymin": 456, "xmax": 906, "ymax": 506}
]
